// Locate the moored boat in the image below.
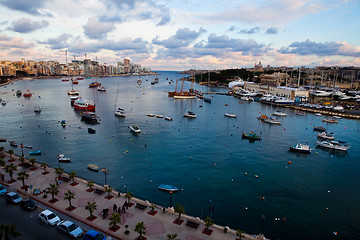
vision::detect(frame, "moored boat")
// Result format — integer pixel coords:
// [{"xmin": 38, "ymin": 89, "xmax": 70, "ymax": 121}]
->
[
  {"xmin": 115, "ymin": 108, "xmax": 126, "ymax": 117},
  {"xmin": 29, "ymin": 150, "xmax": 42, "ymax": 155},
  {"xmin": 289, "ymin": 144, "xmax": 311, "ymax": 154},
  {"xmin": 224, "ymin": 113, "xmax": 237, "ymax": 118},
  {"xmin": 165, "ymin": 116, "xmax": 173, "ymax": 121},
  {"xmin": 74, "ymin": 99, "xmax": 95, "ymax": 111},
  {"xmin": 88, "ymin": 128, "xmax": 96, "ymax": 134},
  {"xmin": 242, "ymin": 132, "xmax": 261, "ymax": 141},
  {"xmin": 97, "ymin": 86, "xmax": 106, "ymax": 91},
  {"xmin": 129, "ymin": 125, "xmax": 141, "ymax": 133},
  {"xmin": 16, "ymin": 90, "xmax": 22, "ymax": 96},
  {"xmin": 61, "ymin": 120, "xmax": 66, "ymax": 127},
  {"xmin": 72, "ymin": 79, "xmax": 79, "ymax": 84},
  {"xmin": 158, "ymin": 184, "xmax": 178, "ymax": 192},
  {"xmin": 272, "ymin": 111, "xmax": 287, "ymax": 116},
  {"xmin": 184, "ymin": 111, "xmax": 196, "ymax": 118},
  {"xmin": 89, "ymin": 82, "xmax": 101, "ymax": 88},
  {"xmin": 147, "ymin": 114, "xmax": 155, "ymax": 117},
  {"xmin": 156, "ymin": 115, "xmax": 164, "ymax": 118},
  {"xmin": 0, "ymin": 138, "xmax": 6, "ymax": 142},
  {"xmin": 24, "ymin": 144, "xmax": 32, "ymax": 148},
  {"xmin": 322, "ymin": 119, "xmax": 338, "ymax": 123},
  {"xmin": 23, "ymin": 90, "xmax": 32, "ymax": 97},
  {"xmin": 34, "ymin": 106, "xmax": 42, "ymax": 113},
  {"xmin": 68, "ymin": 89, "xmax": 80, "ymax": 95},
  {"xmin": 58, "ymin": 154, "xmax": 71, "ymax": 163},
  {"xmin": 10, "ymin": 141, "xmax": 17, "ymax": 147},
  {"xmin": 87, "ymin": 164, "xmax": 99, "ymax": 172},
  {"xmin": 264, "ymin": 118, "xmax": 281, "ymax": 125},
  {"xmin": 80, "ymin": 112, "xmax": 100, "ymax": 123},
  {"xmin": 317, "ymin": 141, "xmax": 349, "ymax": 152},
  {"xmin": 313, "ymin": 126, "xmax": 326, "ymax": 132},
  {"xmin": 296, "ymin": 111, "xmax": 306, "ymax": 116},
  {"xmin": 317, "ymin": 131, "xmax": 335, "ymax": 140}
]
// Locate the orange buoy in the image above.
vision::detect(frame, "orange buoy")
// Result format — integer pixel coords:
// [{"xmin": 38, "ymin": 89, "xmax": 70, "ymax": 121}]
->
[{"xmin": 288, "ymin": 160, "xmax": 292, "ymax": 164}]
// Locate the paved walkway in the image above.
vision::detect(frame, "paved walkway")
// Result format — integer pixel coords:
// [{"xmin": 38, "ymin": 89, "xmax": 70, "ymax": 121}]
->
[{"xmin": 0, "ymin": 151, "xmax": 266, "ymax": 240}]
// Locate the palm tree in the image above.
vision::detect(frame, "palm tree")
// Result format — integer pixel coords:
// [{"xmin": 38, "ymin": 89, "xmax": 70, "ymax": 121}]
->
[
  {"xmin": 7, "ymin": 149, "xmax": 14, "ymax": 159},
  {"xmin": 29, "ymin": 158, "xmax": 36, "ymax": 168},
  {"xmin": 236, "ymin": 229, "xmax": 246, "ymax": 240},
  {"xmin": 55, "ymin": 167, "xmax": 63, "ymax": 177},
  {"xmin": 17, "ymin": 171, "xmax": 29, "ymax": 189},
  {"xmin": 109, "ymin": 213, "xmax": 121, "ymax": 230},
  {"xmin": 0, "ymin": 146, "xmax": 4, "ymax": 156},
  {"xmin": 174, "ymin": 204, "xmax": 185, "ymax": 221},
  {"xmin": 46, "ymin": 183, "xmax": 59, "ymax": 201},
  {"xmin": 4, "ymin": 163, "xmax": 17, "ymax": 181},
  {"xmin": 18, "ymin": 156, "xmax": 25, "ymax": 165},
  {"xmin": 134, "ymin": 222, "xmax": 146, "ymax": 239},
  {"xmin": 64, "ymin": 190, "xmax": 76, "ymax": 209},
  {"xmin": 204, "ymin": 216, "xmax": 213, "ymax": 233},
  {"xmin": 166, "ymin": 233, "xmax": 179, "ymax": 240},
  {"xmin": 0, "ymin": 224, "xmax": 22, "ymax": 240},
  {"xmin": 85, "ymin": 201, "xmax": 97, "ymax": 218},
  {"xmin": 0, "ymin": 158, "xmax": 5, "ymax": 175},
  {"xmin": 87, "ymin": 180, "xmax": 95, "ymax": 190},
  {"xmin": 105, "ymin": 185, "xmax": 113, "ymax": 197},
  {"xmin": 69, "ymin": 171, "xmax": 77, "ymax": 184},
  {"xmin": 125, "ymin": 191, "xmax": 133, "ymax": 204},
  {"xmin": 40, "ymin": 162, "xmax": 48, "ymax": 173},
  {"xmin": 150, "ymin": 203, "xmax": 156, "ymax": 213}
]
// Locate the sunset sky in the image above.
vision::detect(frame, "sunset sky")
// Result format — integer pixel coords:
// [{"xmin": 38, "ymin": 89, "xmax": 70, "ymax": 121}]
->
[{"xmin": 0, "ymin": 0, "xmax": 359, "ymax": 70}]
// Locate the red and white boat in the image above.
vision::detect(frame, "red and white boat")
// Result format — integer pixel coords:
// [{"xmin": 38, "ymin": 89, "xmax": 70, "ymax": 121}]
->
[
  {"xmin": 23, "ymin": 90, "xmax": 32, "ymax": 97},
  {"xmin": 62, "ymin": 79, "xmax": 70, "ymax": 82},
  {"xmin": 73, "ymin": 99, "xmax": 95, "ymax": 111},
  {"xmin": 72, "ymin": 79, "xmax": 79, "ymax": 84},
  {"xmin": 76, "ymin": 77, "xmax": 84, "ymax": 80}
]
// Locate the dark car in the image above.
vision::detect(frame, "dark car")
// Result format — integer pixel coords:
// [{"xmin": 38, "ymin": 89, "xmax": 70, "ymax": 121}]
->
[
  {"xmin": 5, "ymin": 192, "xmax": 22, "ymax": 204},
  {"xmin": 83, "ymin": 230, "xmax": 106, "ymax": 240},
  {"xmin": 20, "ymin": 199, "xmax": 36, "ymax": 211}
]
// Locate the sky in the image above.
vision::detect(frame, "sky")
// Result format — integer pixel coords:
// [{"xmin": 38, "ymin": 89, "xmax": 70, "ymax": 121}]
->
[{"xmin": 0, "ymin": 0, "xmax": 359, "ymax": 70}]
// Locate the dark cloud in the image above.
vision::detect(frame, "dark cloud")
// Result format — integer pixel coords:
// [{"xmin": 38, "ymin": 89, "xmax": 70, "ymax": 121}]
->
[
  {"xmin": 265, "ymin": 27, "xmax": 278, "ymax": 34},
  {"xmin": 0, "ymin": 0, "xmax": 52, "ymax": 16},
  {"xmin": 139, "ymin": 11, "xmax": 152, "ymax": 20},
  {"xmin": 152, "ymin": 28, "xmax": 206, "ymax": 48},
  {"xmin": 37, "ymin": 33, "xmax": 72, "ymax": 49},
  {"xmin": 8, "ymin": 18, "xmax": 49, "ymax": 33},
  {"xmin": 157, "ymin": 14, "xmax": 171, "ymax": 26},
  {"xmin": 239, "ymin": 27, "xmax": 260, "ymax": 34},
  {"xmin": 83, "ymin": 18, "xmax": 116, "ymax": 40},
  {"xmin": 279, "ymin": 39, "xmax": 344, "ymax": 56},
  {"xmin": 98, "ymin": 15, "xmax": 123, "ymax": 23},
  {"xmin": 228, "ymin": 26, "xmax": 236, "ymax": 32}
]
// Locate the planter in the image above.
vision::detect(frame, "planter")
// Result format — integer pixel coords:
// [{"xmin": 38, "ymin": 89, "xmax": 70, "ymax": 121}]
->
[
  {"xmin": 105, "ymin": 195, "xmax": 114, "ymax": 200},
  {"xmin": 127, "ymin": 202, "xmax": 134, "ymax": 207},
  {"xmin": 41, "ymin": 171, "xmax": 50, "ymax": 175},
  {"xmin": 66, "ymin": 206, "xmax": 76, "ymax": 211},
  {"xmin": 173, "ymin": 219, "xmax": 184, "ymax": 225},
  {"xmin": 135, "ymin": 237, "xmax": 147, "ymax": 240},
  {"xmin": 30, "ymin": 167, "xmax": 38, "ymax": 171},
  {"xmin": 202, "ymin": 228, "xmax": 213, "ymax": 236},
  {"xmin": 8, "ymin": 159, "xmax": 15, "ymax": 162},
  {"xmin": 147, "ymin": 210, "xmax": 158, "ymax": 216},
  {"xmin": 109, "ymin": 225, "xmax": 120, "ymax": 232},
  {"xmin": 86, "ymin": 215, "xmax": 97, "ymax": 221},
  {"xmin": 86, "ymin": 189, "xmax": 95, "ymax": 193},
  {"xmin": 70, "ymin": 182, "xmax": 79, "ymax": 186},
  {"xmin": 7, "ymin": 179, "xmax": 16, "ymax": 184},
  {"xmin": 49, "ymin": 198, "xmax": 59, "ymax": 204}
]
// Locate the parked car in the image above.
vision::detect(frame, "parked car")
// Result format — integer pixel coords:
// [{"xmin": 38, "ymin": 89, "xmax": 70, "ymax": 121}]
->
[
  {"xmin": 5, "ymin": 192, "xmax": 22, "ymax": 204},
  {"xmin": 83, "ymin": 230, "xmax": 106, "ymax": 240},
  {"xmin": 39, "ymin": 210, "xmax": 61, "ymax": 226},
  {"xmin": 0, "ymin": 184, "xmax": 6, "ymax": 195},
  {"xmin": 20, "ymin": 199, "xmax": 36, "ymax": 211},
  {"xmin": 57, "ymin": 220, "xmax": 83, "ymax": 238}
]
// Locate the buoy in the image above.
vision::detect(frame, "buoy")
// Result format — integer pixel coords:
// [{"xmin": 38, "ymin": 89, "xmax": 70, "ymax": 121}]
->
[
  {"xmin": 245, "ymin": 207, "xmax": 248, "ymax": 210},
  {"xmin": 231, "ymin": 179, "xmax": 233, "ymax": 182},
  {"xmin": 149, "ymin": 180, "xmax": 152, "ymax": 183},
  {"xmin": 328, "ymin": 190, "xmax": 331, "ymax": 193},
  {"xmin": 130, "ymin": 139, "xmax": 132, "ymax": 141},
  {"xmin": 245, "ymin": 172, "xmax": 247, "ymax": 175},
  {"xmin": 288, "ymin": 160, "xmax": 291, "ymax": 164},
  {"xmin": 109, "ymin": 140, "xmax": 111, "ymax": 142},
  {"xmin": 255, "ymin": 175, "xmax": 258, "ymax": 178}
]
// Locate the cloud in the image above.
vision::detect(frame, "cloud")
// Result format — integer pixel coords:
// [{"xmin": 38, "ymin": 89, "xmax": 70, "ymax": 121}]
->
[
  {"xmin": 228, "ymin": 26, "xmax": 236, "ymax": 32},
  {"xmin": 7, "ymin": 18, "xmax": 49, "ymax": 33},
  {"xmin": 152, "ymin": 27, "xmax": 206, "ymax": 48},
  {"xmin": 37, "ymin": 33, "xmax": 72, "ymax": 49},
  {"xmin": 239, "ymin": 27, "xmax": 260, "ymax": 34},
  {"xmin": 83, "ymin": 18, "xmax": 116, "ymax": 40},
  {"xmin": 0, "ymin": 0, "xmax": 52, "ymax": 16},
  {"xmin": 265, "ymin": 27, "xmax": 278, "ymax": 34},
  {"xmin": 0, "ymin": 34, "xmax": 34, "ymax": 49},
  {"xmin": 279, "ymin": 39, "xmax": 360, "ymax": 57}
]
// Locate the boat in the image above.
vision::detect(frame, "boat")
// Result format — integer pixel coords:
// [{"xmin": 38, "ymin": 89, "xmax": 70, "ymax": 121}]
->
[
  {"xmin": 76, "ymin": 77, "xmax": 84, "ymax": 80},
  {"xmin": 156, "ymin": 115, "xmax": 164, "ymax": 118},
  {"xmin": 88, "ymin": 128, "xmax": 96, "ymax": 134},
  {"xmin": 115, "ymin": 108, "xmax": 126, "ymax": 117},
  {"xmin": 61, "ymin": 120, "xmax": 66, "ymax": 127},
  {"xmin": 147, "ymin": 114, "xmax": 155, "ymax": 117},
  {"xmin": 322, "ymin": 119, "xmax": 338, "ymax": 123},
  {"xmin": 137, "ymin": 79, "xmax": 142, "ymax": 85},
  {"xmin": 313, "ymin": 126, "xmax": 326, "ymax": 132},
  {"xmin": 29, "ymin": 150, "xmax": 42, "ymax": 155},
  {"xmin": 61, "ymin": 79, "xmax": 70, "ymax": 82},
  {"xmin": 87, "ymin": 164, "xmax": 99, "ymax": 172},
  {"xmin": 72, "ymin": 79, "xmax": 78, "ymax": 84},
  {"xmin": 9, "ymin": 141, "xmax": 17, "ymax": 147},
  {"xmin": 257, "ymin": 114, "xmax": 268, "ymax": 121},
  {"xmin": 272, "ymin": 111, "xmax": 287, "ymax": 116},
  {"xmin": 0, "ymin": 138, "xmax": 6, "ymax": 142},
  {"xmin": 289, "ymin": 143, "xmax": 311, "ymax": 154},
  {"xmin": 86, "ymin": 77, "xmax": 91, "ymax": 79},
  {"xmin": 24, "ymin": 145, "xmax": 32, "ymax": 148},
  {"xmin": 80, "ymin": 112, "xmax": 100, "ymax": 123},
  {"xmin": 224, "ymin": 113, "xmax": 237, "ymax": 118},
  {"xmin": 333, "ymin": 106, "xmax": 344, "ymax": 111},
  {"xmin": 16, "ymin": 90, "xmax": 22, "ymax": 96},
  {"xmin": 264, "ymin": 118, "xmax": 281, "ymax": 125},
  {"xmin": 73, "ymin": 99, "xmax": 95, "ymax": 111},
  {"xmin": 296, "ymin": 111, "xmax": 306, "ymax": 116},
  {"xmin": 1, "ymin": 100, "xmax": 6, "ymax": 106},
  {"xmin": 150, "ymin": 81, "xmax": 156, "ymax": 85},
  {"xmin": 311, "ymin": 90, "xmax": 332, "ymax": 97},
  {"xmin": 70, "ymin": 96, "xmax": 80, "ymax": 105},
  {"xmin": 317, "ymin": 132, "xmax": 335, "ymax": 140},
  {"xmin": 68, "ymin": 89, "xmax": 80, "ymax": 95},
  {"xmin": 317, "ymin": 141, "xmax": 350, "ymax": 152},
  {"xmin": 58, "ymin": 154, "xmax": 71, "ymax": 163},
  {"xmin": 129, "ymin": 125, "xmax": 141, "ymax": 133},
  {"xmin": 173, "ymin": 93, "xmax": 197, "ymax": 99},
  {"xmin": 97, "ymin": 86, "xmax": 106, "ymax": 91},
  {"xmin": 154, "ymin": 78, "xmax": 159, "ymax": 83},
  {"xmin": 242, "ymin": 132, "xmax": 261, "ymax": 141},
  {"xmin": 184, "ymin": 111, "xmax": 196, "ymax": 118},
  {"xmin": 158, "ymin": 184, "xmax": 178, "ymax": 192},
  {"xmin": 89, "ymin": 82, "xmax": 101, "ymax": 88},
  {"xmin": 165, "ymin": 116, "xmax": 173, "ymax": 121},
  {"xmin": 23, "ymin": 90, "xmax": 32, "ymax": 97},
  {"xmin": 315, "ymin": 113, "xmax": 322, "ymax": 116},
  {"xmin": 34, "ymin": 106, "xmax": 42, "ymax": 113},
  {"xmin": 204, "ymin": 97, "xmax": 212, "ymax": 103},
  {"xmin": 333, "ymin": 116, "xmax": 341, "ymax": 119}
]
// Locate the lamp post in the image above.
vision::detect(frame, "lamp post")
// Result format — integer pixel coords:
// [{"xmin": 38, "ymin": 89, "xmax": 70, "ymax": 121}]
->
[
  {"xmin": 124, "ymin": 185, "xmax": 127, "ymax": 193},
  {"xmin": 261, "ymin": 215, "xmax": 265, "ymax": 234},
  {"xmin": 20, "ymin": 143, "xmax": 24, "ymax": 157},
  {"xmin": 169, "ymin": 191, "xmax": 173, "ymax": 208},
  {"xmin": 101, "ymin": 168, "xmax": 109, "ymax": 186},
  {"xmin": 209, "ymin": 200, "xmax": 214, "ymax": 218}
]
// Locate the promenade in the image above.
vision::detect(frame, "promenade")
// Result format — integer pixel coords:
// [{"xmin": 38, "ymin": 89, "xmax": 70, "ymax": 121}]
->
[{"xmin": 0, "ymin": 151, "xmax": 265, "ymax": 240}]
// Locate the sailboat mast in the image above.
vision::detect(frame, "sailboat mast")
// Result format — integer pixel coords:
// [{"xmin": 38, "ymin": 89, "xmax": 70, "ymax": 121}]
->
[
  {"xmin": 190, "ymin": 74, "xmax": 194, "ymax": 92},
  {"xmin": 297, "ymin": 68, "xmax": 301, "ymax": 87},
  {"xmin": 114, "ymin": 82, "xmax": 120, "ymax": 111}
]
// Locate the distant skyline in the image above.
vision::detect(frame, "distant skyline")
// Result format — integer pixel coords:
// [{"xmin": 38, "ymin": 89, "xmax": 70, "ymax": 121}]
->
[{"xmin": 0, "ymin": 0, "xmax": 359, "ymax": 70}]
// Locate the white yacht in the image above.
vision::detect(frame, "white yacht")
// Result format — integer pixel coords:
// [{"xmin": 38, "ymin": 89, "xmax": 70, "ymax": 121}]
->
[
  {"xmin": 317, "ymin": 141, "xmax": 349, "ymax": 152},
  {"xmin": 224, "ymin": 113, "xmax": 237, "ymax": 118},
  {"xmin": 311, "ymin": 90, "xmax": 332, "ymax": 97}
]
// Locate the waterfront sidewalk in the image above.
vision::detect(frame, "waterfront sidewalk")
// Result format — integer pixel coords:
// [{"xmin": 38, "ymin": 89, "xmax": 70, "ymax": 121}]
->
[{"xmin": 0, "ymin": 152, "xmax": 264, "ymax": 240}]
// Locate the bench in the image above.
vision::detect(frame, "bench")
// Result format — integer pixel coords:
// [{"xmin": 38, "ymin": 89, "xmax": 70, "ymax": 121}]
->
[
  {"xmin": 94, "ymin": 188, "xmax": 105, "ymax": 194},
  {"xmin": 135, "ymin": 203, "xmax": 147, "ymax": 210},
  {"xmin": 62, "ymin": 177, "xmax": 70, "ymax": 182},
  {"xmin": 186, "ymin": 220, "xmax": 199, "ymax": 229}
]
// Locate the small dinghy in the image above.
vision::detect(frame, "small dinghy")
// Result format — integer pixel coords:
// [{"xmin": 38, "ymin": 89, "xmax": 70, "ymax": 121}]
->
[
  {"xmin": 29, "ymin": 150, "xmax": 42, "ymax": 155},
  {"xmin": 88, "ymin": 128, "xmax": 96, "ymax": 134},
  {"xmin": 158, "ymin": 184, "xmax": 178, "ymax": 192},
  {"xmin": 87, "ymin": 164, "xmax": 99, "ymax": 172},
  {"xmin": 58, "ymin": 154, "xmax": 71, "ymax": 163}
]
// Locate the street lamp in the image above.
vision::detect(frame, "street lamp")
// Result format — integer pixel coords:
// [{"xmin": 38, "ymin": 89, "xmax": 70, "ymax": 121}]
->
[
  {"xmin": 101, "ymin": 168, "xmax": 109, "ymax": 186},
  {"xmin": 261, "ymin": 215, "xmax": 265, "ymax": 234},
  {"xmin": 169, "ymin": 191, "xmax": 173, "ymax": 208},
  {"xmin": 209, "ymin": 200, "xmax": 214, "ymax": 218},
  {"xmin": 20, "ymin": 143, "xmax": 24, "ymax": 157}
]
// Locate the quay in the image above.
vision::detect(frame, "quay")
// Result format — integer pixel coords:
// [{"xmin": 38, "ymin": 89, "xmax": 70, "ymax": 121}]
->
[{"xmin": 0, "ymin": 150, "xmax": 266, "ymax": 240}]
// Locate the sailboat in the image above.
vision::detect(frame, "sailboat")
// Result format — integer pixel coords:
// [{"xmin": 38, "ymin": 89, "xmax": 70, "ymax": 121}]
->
[
  {"xmin": 224, "ymin": 96, "xmax": 237, "ymax": 118},
  {"xmin": 68, "ymin": 80, "xmax": 79, "ymax": 95},
  {"xmin": 204, "ymin": 72, "xmax": 212, "ymax": 103},
  {"xmin": 173, "ymin": 75, "xmax": 197, "ymax": 99},
  {"xmin": 114, "ymin": 82, "xmax": 126, "ymax": 117}
]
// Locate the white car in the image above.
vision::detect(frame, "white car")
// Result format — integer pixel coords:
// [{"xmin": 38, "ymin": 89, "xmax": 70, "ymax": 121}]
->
[
  {"xmin": 5, "ymin": 192, "xmax": 22, "ymax": 204},
  {"xmin": 39, "ymin": 210, "xmax": 61, "ymax": 226},
  {"xmin": 57, "ymin": 220, "xmax": 83, "ymax": 238}
]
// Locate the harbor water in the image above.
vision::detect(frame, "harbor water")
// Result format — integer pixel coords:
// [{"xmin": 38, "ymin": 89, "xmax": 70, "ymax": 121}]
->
[{"xmin": 1, "ymin": 71, "xmax": 359, "ymax": 240}]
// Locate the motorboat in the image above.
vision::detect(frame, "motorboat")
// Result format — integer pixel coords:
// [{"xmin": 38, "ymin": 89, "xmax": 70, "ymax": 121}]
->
[
  {"xmin": 62, "ymin": 79, "xmax": 70, "ymax": 82},
  {"xmin": 1, "ymin": 99, "xmax": 6, "ymax": 106},
  {"xmin": 80, "ymin": 112, "xmax": 100, "ymax": 123},
  {"xmin": 23, "ymin": 90, "xmax": 32, "ymax": 97},
  {"xmin": 165, "ymin": 116, "xmax": 173, "ymax": 121},
  {"xmin": 137, "ymin": 79, "xmax": 142, "ymax": 85},
  {"xmin": 115, "ymin": 108, "xmax": 126, "ymax": 117},
  {"xmin": 16, "ymin": 90, "xmax": 22, "ymax": 96},
  {"xmin": 88, "ymin": 128, "xmax": 96, "ymax": 134},
  {"xmin": 89, "ymin": 82, "xmax": 101, "ymax": 88},
  {"xmin": 289, "ymin": 143, "xmax": 311, "ymax": 154},
  {"xmin": 97, "ymin": 86, "xmax": 106, "ymax": 91},
  {"xmin": 29, "ymin": 150, "xmax": 42, "ymax": 155},
  {"xmin": 24, "ymin": 145, "xmax": 32, "ymax": 148},
  {"xmin": 272, "ymin": 111, "xmax": 287, "ymax": 116},
  {"xmin": 322, "ymin": 119, "xmax": 338, "ymax": 123},
  {"xmin": 315, "ymin": 113, "xmax": 322, "ymax": 116},
  {"xmin": 224, "ymin": 113, "xmax": 237, "ymax": 118},
  {"xmin": 10, "ymin": 141, "xmax": 17, "ymax": 147},
  {"xmin": 61, "ymin": 120, "xmax": 66, "ymax": 127},
  {"xmin": 72, "ymin": 79, "xmax": 78, "ymax": 84},
  {"xmin": 242, "ymin": 132, "xmax": 261, "ymax": 141},
  {"xmin": 204, "ymin": 97, "xmax": 212, "ymax": 103},
  {"xmin": 311, "ymin": 90, "xmax": 332, "ymax": 97},
  {"xmin": 58, "ymin": 154, "xmax": 71, "ymax": 163},
  {"xmin": 73, "ymin": 99, "xmax": 95, "ymax": 111},
  {"xmin": 313, "ymin": 126, "xmax": 325, "ymax": 132},
  {"xmin": 273, "ymin": 97, "xmax": 294, "ymax": 105},
  {"xmin": 264, "ymin": 118, "xmax": 281, "ymax": 125},
  {"xmin": 34, "ymin": 106, "xmax": 42, "ymax": 113},
  {"xmin": 156, "ymin": 115, "xmax": 164, "ymax": 118},
  {"xmin": 129, "ymin": 125, "xmax": 141, "ymax": 133},
  {"xmin": 68, "ymin": 89, "xmax": 80, "ymax": 96},
  {"xmin": 296, "ymin": 111, "xmax": 306, "ymax": 116},
  {"xmin": 158, "ymin": 184, "xmax": 178, "ymax": 192},
  {"xmin": 87, "ymin": 164, "xmax": 99, "ymax": 172},
  {"xmin": 333, "ymin": 106, "xmax": 344, "ymax": 111},
  {"xmin": 184, "ymin": 111, "xmax": 196, "ymax": 118},
  {"xmin": 317, "ymin": 132, "xmax": 335, "ymax": 140},
  {"xmin": 317, "ymin": 141, "xmax": 349, "ymax": 152},
  {"xmin": 333, "ymin": 116, "xmax": 341, "ymax": 119},
  {"xmin": 147, "ymin": 114, "xmax": 155, "ymax": 117}
]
